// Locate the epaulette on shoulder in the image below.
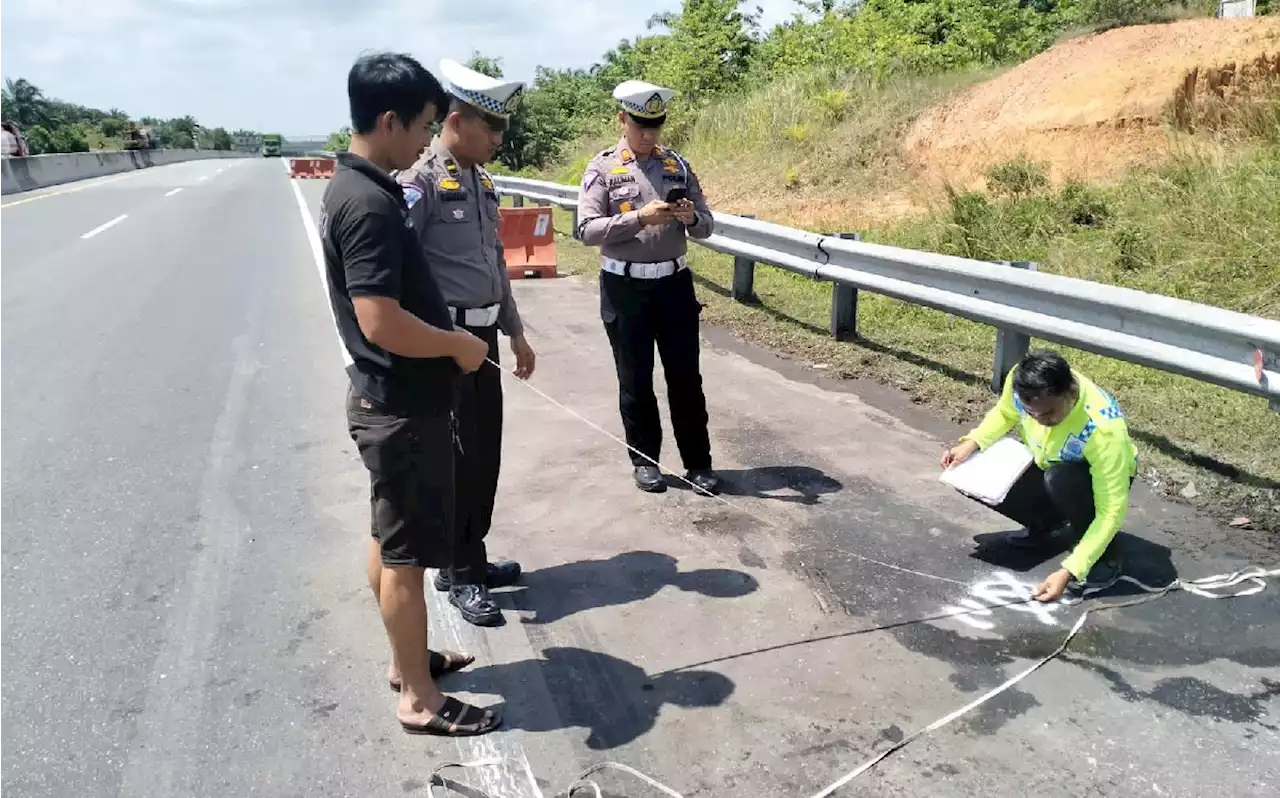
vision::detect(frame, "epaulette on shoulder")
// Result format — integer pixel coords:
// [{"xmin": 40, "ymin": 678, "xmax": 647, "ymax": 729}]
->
[{"xmin": 595, "ymin": 146, "xmax": 617, "ymax": 160}]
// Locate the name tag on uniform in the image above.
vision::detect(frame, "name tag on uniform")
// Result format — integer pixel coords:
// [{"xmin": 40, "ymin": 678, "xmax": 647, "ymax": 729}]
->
[{"xmin": 607, "ymin": 174, "xmax": 635, "ymax": 186}]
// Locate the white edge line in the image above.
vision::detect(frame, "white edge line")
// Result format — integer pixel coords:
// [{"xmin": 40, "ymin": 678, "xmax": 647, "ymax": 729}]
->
[
  {"xmin": 290, "ymin": 179, "xmax": 353, "ymax": 367},
  {"xmin": 165, "ymin": 188, "xmax": 183, "ymax": 197},
  {"xmin": 289, "ymin": 172, "xmax": 542, "ymax": 798},
  {"xmin": 80, "ymin": 213, "xmax": 129, "ymax": 239}
]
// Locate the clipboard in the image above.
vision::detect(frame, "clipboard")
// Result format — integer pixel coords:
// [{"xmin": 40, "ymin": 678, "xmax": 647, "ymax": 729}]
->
[{"xmin": 939, "ymin": 437, "xmax": 1034, "ymax": 505}]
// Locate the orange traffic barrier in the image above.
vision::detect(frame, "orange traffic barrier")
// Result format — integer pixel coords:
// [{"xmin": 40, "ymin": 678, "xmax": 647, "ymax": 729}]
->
[
  {"xmin": 498, "ymin": 206, "xmax": 558, "ymax": 279},
  {"xmin": 289, "ymin": 158, "xmax": 335, "ymax": 179}
]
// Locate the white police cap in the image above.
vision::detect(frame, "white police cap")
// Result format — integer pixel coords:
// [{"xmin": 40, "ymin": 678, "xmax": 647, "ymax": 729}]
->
[
  {"xmin": 439, "ymin": 58, "xmax": 525, "ymax": 119},
  {"xmin": 613, "ymin": 80, "xmax": 675, "ymax": 120}
]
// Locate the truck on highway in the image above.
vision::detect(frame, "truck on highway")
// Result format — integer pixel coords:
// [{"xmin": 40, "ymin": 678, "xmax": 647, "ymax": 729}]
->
[
  {"xmin": 122, "ymin": 123, "xmax": 158, "ymax": 151},
  {"xmin": 262, "ymin": 133, "xmax": 282, "ymax": 157}
]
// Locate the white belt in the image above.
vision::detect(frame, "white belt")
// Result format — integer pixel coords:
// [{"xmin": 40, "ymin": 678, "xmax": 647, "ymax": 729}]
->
[
  {"xmin": 601, "ymin": 255, "xmax": 687, "ymax": 280},
  {"xmin": 450, "ymin": 304, "xmax": 500, "ymax": 327}
]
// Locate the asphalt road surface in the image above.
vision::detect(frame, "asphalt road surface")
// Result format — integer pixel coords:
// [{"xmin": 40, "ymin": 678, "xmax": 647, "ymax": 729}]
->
[{"xmin": 3, "ymin": 159, "xmax": 1277, "ymax": 798}]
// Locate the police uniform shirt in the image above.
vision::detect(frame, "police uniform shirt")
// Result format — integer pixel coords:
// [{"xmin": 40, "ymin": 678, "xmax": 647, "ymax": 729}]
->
[
  {"xmin": 576, "ymin": 138, "xmax": 714, "ymax": 263},
  {"xmin": 319, "ymin": 152, "xmax": 458, "ymax": 413},
  {"xmin": 396, "ymin": 137, "xmax": 524, "ymax": 337}
]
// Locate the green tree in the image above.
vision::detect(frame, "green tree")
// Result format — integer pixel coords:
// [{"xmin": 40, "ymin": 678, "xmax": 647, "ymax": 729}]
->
[
  {"xmin": 466, "ymin": 52, "xmax": 505, "ymax": 79},
  {"xmin": 326, "ymin": 127, "xmax": 352, "ymax": 151}
]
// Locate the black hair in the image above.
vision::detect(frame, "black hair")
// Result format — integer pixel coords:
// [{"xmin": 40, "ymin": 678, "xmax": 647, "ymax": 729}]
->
[
  {"xmin": 347, "ymin": 52, "xmax": 446, "ymax": 134},
  {"xmin": 1012, "ymin": 349, "xmax": 1076, "ymax": 402}
]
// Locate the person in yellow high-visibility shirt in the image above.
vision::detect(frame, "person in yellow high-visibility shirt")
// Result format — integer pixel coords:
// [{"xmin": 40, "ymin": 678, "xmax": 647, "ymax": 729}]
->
[{"xmin": 941, "ymin": 350, "xmax": 1138, "ymax": 603}]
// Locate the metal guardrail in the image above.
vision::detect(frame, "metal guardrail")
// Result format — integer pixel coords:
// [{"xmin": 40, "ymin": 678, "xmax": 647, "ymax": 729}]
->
[{"xmin": 492, "ymin": 175, "xmax": 1280, "ymax": 408}]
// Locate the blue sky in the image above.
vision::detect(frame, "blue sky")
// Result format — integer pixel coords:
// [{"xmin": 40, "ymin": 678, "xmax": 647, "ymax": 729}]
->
[{"xmin": 1, "ymin": 0, "xmax": 803, "ymax": 136}]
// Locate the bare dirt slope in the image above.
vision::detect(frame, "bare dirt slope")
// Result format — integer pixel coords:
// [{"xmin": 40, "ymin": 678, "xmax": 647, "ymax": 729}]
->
[{"xmin": 905, "ymin": 17, "xmax": 1280, "ymax": 188}]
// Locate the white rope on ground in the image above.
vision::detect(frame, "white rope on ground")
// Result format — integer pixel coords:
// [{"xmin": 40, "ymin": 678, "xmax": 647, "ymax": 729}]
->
[
  {"xmin": 567, "ymin": 762, "xmax": 687, "ymax": 798},
  {"xmin": 459, "ymin": 358, "xmax": 1278, "ymax": 798},
  {"xmin": 485, "ymin": 358, "xmax": 965, "ymax": 588},
  {"xmin": 805, "ymin": 564, "xmax": 1280, "ymax": 798}
]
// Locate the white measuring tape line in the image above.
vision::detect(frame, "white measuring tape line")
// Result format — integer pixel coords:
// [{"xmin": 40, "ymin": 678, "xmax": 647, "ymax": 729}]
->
[
  {"xmin": 447, "ymin": 357, "xmax": 1279, "ymax": 797},
  {"xmin": 806, "ymin": 564, "xmax": 1279, "ymax": 798}
]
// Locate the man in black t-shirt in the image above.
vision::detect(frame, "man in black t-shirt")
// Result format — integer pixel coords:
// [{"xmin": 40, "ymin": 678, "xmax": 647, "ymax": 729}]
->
[{"xmin": 319, "ymin": 52, "xmax": 499, "ymax": 737}]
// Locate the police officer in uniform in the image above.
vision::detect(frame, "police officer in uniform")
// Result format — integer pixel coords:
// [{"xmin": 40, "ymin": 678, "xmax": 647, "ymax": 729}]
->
[
  {"xmin": 394, "ymin": 59, "xmax": 536, "ymax": 627},
  {"xmin": 577, "ymin": 81, "xmax": 720, "ymax": 496}
]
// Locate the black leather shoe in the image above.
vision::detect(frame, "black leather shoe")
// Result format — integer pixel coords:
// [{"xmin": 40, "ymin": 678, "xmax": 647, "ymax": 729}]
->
[
  {"xmin": 634, "ymin": 465, "xmax": 666, "ymax": 492},
  {"xmin": 448, "ymin": 584, "xmax": 504, "ymax": 627},
  {"xmin": 434, "ymin": 561, "xmax": 522, "ymax": 592},
  {"xmin": 686, "ymin": 469, "xmax": 722, "ymax": 496}
]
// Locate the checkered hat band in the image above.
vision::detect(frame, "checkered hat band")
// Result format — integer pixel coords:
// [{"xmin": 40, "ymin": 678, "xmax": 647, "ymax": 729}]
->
[{"xmin": 457, "ymin": 88, "xmax": 505, "ymax": 115}]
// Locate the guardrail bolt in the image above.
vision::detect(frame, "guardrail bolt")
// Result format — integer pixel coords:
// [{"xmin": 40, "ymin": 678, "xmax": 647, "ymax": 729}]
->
[
  {"xmin": 991, "ymin": 261, "xmax": 1037, "ymax": 393},
  {"xmin": 731, "ymin": 214, "xmax": 759, "ymax": 305},
  {"xmin": 828, "ymin": 232, "xmax": 861, "ymax": 342}
]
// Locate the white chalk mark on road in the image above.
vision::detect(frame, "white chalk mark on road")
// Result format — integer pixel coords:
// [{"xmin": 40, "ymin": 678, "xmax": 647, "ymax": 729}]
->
[
  {"xmin": 940, "ymin": 570, "xmax": 1063, "ymax": 632},
  {"xmin": 80, "ymin": 214, "xmax": 128, "ymax": 240},
  {"xmin": 165, "ymin": 188, "xmax": 184, "ymax": 197}
]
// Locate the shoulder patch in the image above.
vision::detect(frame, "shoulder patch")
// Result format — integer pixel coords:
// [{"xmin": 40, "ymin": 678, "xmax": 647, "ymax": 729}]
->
[
  {"xmin": 582, "ymin": 169, "xmax": 601, "ymax": 192},
  {"xmin": 400, "ymin": 182, "xmax": 424, "ymax": 209}
]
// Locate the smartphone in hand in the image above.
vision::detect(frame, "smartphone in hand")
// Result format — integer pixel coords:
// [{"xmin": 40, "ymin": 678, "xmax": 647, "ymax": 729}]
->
[{"xmin": 664, "ymin": 187, "xmax": 688, "ymax": 204}]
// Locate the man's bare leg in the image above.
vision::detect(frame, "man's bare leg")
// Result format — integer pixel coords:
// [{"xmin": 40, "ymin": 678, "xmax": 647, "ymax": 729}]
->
[
  {"xmin": 366, "ymin": 539, "xmax": 403, "ymax": 685},
  {"xmin": 367, "ymin": 538, "xmax": 469, "ymax": 688},
  {"xmin": 379, "ymin": 564, "xmax": 447, "ymax": 723}
]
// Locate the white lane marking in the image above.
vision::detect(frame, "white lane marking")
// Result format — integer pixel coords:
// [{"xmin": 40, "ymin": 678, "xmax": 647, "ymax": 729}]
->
[
  {"xmin": 1, "ymin": 169, "xmax": 143, "ymax": 209},
  {"xmin": 216, "ymin": 168, "xmax": 225, "ymax": 174},
  {"xmin": 198, "ymin": 175, "xmax": 210, "ymax": 182},
  {"xmin": 289, "ymin": 174, "xmax": 542, "ymax": 798},
  {"xmin": 165, "ymin": 188, "xmax": 184, "ymax": 197},
  {"xmin": 80, "ymin": 213, "xmax": 129, "ymax": 239},
  {"xmin": 289, "ymin": 180, "xmax": 350, "ymax": 367}
]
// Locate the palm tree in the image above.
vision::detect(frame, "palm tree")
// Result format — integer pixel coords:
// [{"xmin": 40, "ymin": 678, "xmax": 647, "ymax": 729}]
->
[{"xmin": 2, "ymin": 78, "xmax": 47, "ymax": 128}]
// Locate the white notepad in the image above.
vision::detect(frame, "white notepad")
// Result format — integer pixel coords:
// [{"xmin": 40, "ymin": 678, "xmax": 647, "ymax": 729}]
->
[{"xmin": 939, "ymin": 437, "xmax": 1034, "ymax": 505}]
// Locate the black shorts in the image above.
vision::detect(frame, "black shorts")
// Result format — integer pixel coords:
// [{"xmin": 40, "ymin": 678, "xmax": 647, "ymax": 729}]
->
[{"xmin": 346, "ymin": 387, "xmax": 455, "ymax": 569}]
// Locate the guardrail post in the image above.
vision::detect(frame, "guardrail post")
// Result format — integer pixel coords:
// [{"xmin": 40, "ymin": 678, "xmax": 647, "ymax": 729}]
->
[
  {"xmin": 732, "ymin": 214, "xmax": 758, "ymax": 304},
  {"xmin": 512, "ymin": 194, "xmax": 524, "ymax": 208},
  {"xmin": 828, "ymin": 233, "xmax": 861, "ymax": 341},
  {"xmin": 991, "ymin": 261, "xmax": 1037, "ymax": 393},
  {"xmin": 571, "ymin": 204, "xmax": 580, "ymax": 242}
]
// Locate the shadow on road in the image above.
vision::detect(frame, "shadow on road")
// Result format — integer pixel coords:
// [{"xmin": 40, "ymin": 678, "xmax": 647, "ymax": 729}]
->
[
  {"xmin": 504, "ymin": 551, "xmax": 758, "ymax": 626},
  {"xmin": 670, "ymin": 464, "xmax": 843, "ymax": 505},
  {"xmin": 448, "ymin": 646, "xmax": 735, "ymax": 750}
]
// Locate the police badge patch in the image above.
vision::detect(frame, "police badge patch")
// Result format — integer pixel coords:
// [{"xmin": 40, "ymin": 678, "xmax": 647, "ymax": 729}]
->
[{"xmin": 400, "ymin": 183, "xmax": 424, "ymax": 209}]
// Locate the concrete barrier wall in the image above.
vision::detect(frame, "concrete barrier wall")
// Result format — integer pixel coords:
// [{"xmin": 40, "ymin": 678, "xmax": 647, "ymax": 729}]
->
[{"xmin": 1, "ymin": 149, "xmax": 250, "ymax": 195}]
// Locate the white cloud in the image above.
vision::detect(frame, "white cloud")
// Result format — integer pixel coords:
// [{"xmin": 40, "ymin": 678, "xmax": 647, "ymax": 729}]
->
[{"xmin": 1, "ymin": 0, "xmax": 803, "ymax": 135}]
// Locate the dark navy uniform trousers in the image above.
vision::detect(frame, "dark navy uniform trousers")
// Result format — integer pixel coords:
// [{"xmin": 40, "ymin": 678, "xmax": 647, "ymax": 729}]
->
[{"xmin": 600, "ymin": 265, "xmax": 712, "ymax": 470}]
